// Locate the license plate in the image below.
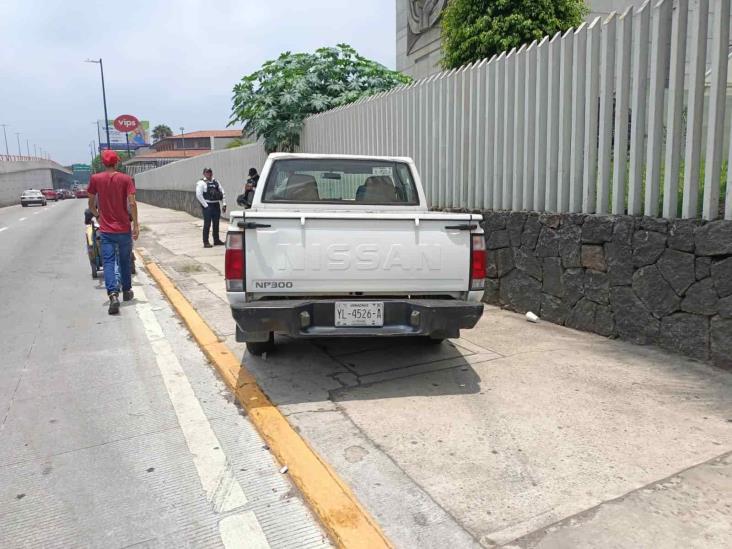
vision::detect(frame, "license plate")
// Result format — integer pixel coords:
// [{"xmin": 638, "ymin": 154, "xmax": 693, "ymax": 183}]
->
[{"xmin": 335, "ymin": 302, "xmax": 384, "ymax": 327}]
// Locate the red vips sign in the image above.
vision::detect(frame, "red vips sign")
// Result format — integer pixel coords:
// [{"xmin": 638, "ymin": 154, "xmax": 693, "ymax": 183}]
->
[{"xmin": 113, "ymin": 114, "xmax": 140, "ymax": 133}]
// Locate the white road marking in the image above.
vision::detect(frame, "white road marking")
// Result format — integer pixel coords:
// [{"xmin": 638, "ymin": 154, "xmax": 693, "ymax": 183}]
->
[
  {"xmin": 219, "ymin": 513, "xmax": 271, "ymax": 549},
  {"xmin": 19, "ymin": 217, "xmax": 26, "ymax": 222},
  {"xmin": 134, "ymin": 284, "xmax": 267, "ymax": 544},
  {"xmin": 135, "ymin": 287, "xmax": 248, "ymax": 512},
  {"xmin": 34, "ymin": 211, "xmax": 40, "ymax": 215},
  {"xmin": 0, "ymin": 227, "xmax": 7, "ymax": 233}
]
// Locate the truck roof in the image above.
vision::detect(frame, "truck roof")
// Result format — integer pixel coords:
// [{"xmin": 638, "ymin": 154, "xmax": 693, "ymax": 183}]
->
[{"xmin": 268, "ymin": 152, "xmax": 415, "ymax": 163}]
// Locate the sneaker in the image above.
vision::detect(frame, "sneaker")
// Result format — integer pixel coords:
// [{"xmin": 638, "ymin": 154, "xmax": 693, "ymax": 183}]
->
[
  {"xmin": 203, "ymin": 243, "xmax": 213, "ymax": 248},
  {"xmin": 108, "ymin": 293, "xmax": 120, "ymax": 315},
  {"xmin": 213, "ymin": 241, "xmax": 225, "ymax": 246},
  {"xmin": 123, "ymin": 290, "xmax": 134, "ymax": 302}
]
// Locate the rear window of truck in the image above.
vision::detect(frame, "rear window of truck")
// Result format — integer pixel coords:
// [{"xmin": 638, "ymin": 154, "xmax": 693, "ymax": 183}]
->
[{"xmin": 262, "ymin": 159, "xmax": 419, "ymax": 205}]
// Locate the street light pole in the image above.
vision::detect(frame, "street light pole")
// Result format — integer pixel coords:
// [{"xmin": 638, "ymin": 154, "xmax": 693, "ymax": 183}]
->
[
  {"xmin": 34, "ymin": 144, "xmax": 37, "ymax": 158},
  {"xmin": 85, "ymin": 58, "xmax": 111, "ymax": 150},
  {"xmin": 0, "ymin": 124, "xmax": 8, "ymax": 155},
  {"xmin": 15, "ymin": 132, "xmax": 21, "ymax": 156},
  {"xmin": 26, "ymin": 139, "xmax": 30, "ymax": 157}
]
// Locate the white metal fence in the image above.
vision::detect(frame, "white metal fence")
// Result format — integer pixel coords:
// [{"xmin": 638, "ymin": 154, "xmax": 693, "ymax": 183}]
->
[
  {"xmin": 135, "ymin": 0, "xmax": 731, "ymax": 221},
  {"xmin": 299, "ymin": 0, "xmax": 732, "ymax": 220}
]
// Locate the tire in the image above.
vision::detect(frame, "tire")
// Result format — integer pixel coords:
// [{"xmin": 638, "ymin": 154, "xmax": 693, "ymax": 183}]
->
[
  {"xmin": 21, "ymin": 203, "xmax": 27, "ymax": 207},
  {"xmin": 91, "ymin": 265, "xmax": 98, "ymax": 279},
  {"xmin": 425, "ymin": 337, "xmax": 445, "ymax": 345},
  {"xmin": 130, "ymin": 259, "xmax": 137, "ymax": 275},
  {"xmin": 247, "ymin": 333, "xmax": 275, "ymax": 356}
]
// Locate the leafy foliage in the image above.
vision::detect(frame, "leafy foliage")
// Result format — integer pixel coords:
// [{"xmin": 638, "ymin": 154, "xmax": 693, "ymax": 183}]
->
[
  {"xmin": 226, "ymin": 138, "xmax": 254, "ymax": 149},
  {"xmin": 151, "ymin": 124, "xmax": 173, "ymax": 142},
  {"xmin": 230, "ymin": 44, "xmax": 411, "ymax": 152},
  {"xmin": 91, "ymin": 151, "xmax": 132, "ymax": 173},
  {"xmin": 440, "ymin": 0, "xmax": 587, "ymax": 69}
]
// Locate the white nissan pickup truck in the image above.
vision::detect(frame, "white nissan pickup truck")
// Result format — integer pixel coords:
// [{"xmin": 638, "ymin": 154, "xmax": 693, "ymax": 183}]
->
[{"xmin": 225, "ymin": 153, "xmax": 485, "ymax": 355}]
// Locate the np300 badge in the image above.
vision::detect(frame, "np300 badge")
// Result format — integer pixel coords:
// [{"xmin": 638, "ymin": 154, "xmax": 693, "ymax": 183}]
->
[{"xmin": 254, "ymin": 281, "xmax": 294, "ymax": 289}]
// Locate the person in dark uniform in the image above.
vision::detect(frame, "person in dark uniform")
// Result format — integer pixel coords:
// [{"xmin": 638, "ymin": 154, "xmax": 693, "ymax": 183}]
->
[{"xmin": 195, "ymin": 168, "xmax": 226, "ymax": 248}]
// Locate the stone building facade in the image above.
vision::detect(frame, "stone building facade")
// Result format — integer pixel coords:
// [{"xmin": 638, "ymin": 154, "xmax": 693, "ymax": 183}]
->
[{"xmin": 395, "ymin": 0, "xmax": 446, "ymax": 79}]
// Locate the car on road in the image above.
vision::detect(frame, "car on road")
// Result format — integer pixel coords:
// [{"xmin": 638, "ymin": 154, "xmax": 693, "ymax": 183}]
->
[
  {"xmin": 20, "ymin": 189, "xmax": 47, "ymax": 207},
  {"xmin": 41, "ymin": 188, "xmax": 58, "ymax": 201},
  {"xmin": 225, "ymin": 153, "xmax": 485, "ymax": 355},
  {"xmin": 75, "ymin": 187, "xmax": 88, "ymax": 199}
]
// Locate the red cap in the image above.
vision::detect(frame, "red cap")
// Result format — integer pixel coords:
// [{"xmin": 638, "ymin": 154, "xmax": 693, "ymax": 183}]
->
[{"xmin": 101, "ymin": 150, "xmax": 119, "ymax": 167}]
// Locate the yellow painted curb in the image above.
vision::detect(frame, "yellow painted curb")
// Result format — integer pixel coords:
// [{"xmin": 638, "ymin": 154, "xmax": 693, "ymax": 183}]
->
[{"xmin": 141, "ymin": 259, "xmax": 392, "ymax": 549}]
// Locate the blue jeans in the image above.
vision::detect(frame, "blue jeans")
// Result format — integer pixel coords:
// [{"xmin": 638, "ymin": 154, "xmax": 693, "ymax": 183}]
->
[{"xmin": 101, "ymin": 232, "xmax": 132, "ymax": 295}]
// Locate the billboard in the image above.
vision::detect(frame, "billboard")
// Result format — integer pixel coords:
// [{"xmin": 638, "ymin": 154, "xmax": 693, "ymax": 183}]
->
[{"xmin": 98, "ymin": 119, "xmax": 150, "ymax": 150}]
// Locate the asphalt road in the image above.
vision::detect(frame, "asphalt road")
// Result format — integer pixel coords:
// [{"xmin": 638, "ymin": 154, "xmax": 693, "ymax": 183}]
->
[{"xmin": 0, "ymin": 200, "xmax": 329, "ymax": 548}]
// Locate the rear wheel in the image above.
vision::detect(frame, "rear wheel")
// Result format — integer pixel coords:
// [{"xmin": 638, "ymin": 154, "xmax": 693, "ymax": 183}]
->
[
  {"xmin": 247, "ymin": 333, "xmax": 275, "ymax": 356},
  {"xmin": 425, "ymin": 337, "xmax": 445, "ymax": 345},
  {"xmin": 21, "ymin": 203, "xmax": 27, "ymax": 207}
]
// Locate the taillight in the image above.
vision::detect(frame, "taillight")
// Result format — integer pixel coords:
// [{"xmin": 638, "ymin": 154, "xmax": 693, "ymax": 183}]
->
[
  {"xmin": 225, "ymin": 232, "xmax": 244, "ymax": 291},
  {"xmin": 470, "ymin": 234, "xmax": 486, "ymax": 290}
]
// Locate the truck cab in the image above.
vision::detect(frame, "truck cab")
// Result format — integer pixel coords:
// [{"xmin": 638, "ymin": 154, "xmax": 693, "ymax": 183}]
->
[{"xmin": 225, "ymin": 153, "xmax": 485, "ymax": 355}]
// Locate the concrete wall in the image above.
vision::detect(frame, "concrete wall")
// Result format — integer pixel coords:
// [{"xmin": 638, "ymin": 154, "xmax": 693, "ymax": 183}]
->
[
  {"xmin": 481, "ymin": 210, "xmax": 732, "ymax": 368},
  {"xmin": 133, "ymin": 142, "xmax": 268, "ymax": 213},
  {"xmin": 136, "ymin": 189, "xmax": 203, "ymax": 219},
  {"xmin": 0, "ymin": 160, "xmax": 58, "ymax": 207}
]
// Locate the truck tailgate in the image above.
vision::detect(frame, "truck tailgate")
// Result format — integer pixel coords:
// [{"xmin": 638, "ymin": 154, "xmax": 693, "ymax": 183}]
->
[{"xmin": 243, "ymin": 212, "xmax": 478, "ymax": 294}]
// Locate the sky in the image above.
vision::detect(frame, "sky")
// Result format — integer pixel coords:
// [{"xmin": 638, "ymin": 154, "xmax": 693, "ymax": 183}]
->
[{"xmin": 0, "ymin": 0, "xmax": 396, "ymax": 166}]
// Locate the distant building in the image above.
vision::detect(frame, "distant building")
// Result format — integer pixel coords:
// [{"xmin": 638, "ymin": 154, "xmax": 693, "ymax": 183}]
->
[{"xmin": 124, "ymin": 129, "xmax": 244, "ymax": 177}]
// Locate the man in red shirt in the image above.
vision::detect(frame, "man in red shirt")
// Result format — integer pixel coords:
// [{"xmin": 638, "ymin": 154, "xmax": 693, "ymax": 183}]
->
[{"xmin": 87, "ymin": 150, "xmax": 139, "ymax": 315}]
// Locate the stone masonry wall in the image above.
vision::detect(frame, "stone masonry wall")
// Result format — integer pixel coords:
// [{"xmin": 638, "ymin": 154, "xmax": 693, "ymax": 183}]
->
[{"xmin": 480, "ymin": 211, "xmax": 732, "ymax": 369}]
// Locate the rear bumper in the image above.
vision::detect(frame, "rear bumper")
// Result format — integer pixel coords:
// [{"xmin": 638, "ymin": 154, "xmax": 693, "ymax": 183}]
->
[
  {"xmin": 232, "ymin": 298, "xmax": 484, "ymax": 342},
  {"xmin": 21, "ymin": 199, "xmax": 44, "ymax": 205}
]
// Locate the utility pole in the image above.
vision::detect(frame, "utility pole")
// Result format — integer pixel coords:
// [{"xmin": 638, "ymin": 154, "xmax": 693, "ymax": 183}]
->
[
  {"xmin": 93, "ymin": 121, "xmax": 102, "ymax": 153},
  {"xmin": 0, "ymin": 124, "xmax": 8, "ymax": 155},
  {"xmin": 180, "ymin": 126, "xmax": 186, "ymax": 158},
  {"xmin": 15, "ymin": 132, "xmax": 21, "ymax": 156},
  {"xmin": 34, "ymin": 144, "xmax": 37, "ymax": 158},
  {"xmin": 85, "ymin": 58, "xmax": 111, "ymax": 150},
  {"xmin": 26, "ymin": 139, "xmax": 30, "ymax": 157}
]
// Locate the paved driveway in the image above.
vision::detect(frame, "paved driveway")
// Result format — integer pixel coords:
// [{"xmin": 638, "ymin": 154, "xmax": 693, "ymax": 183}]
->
[{"xmin": 138, "ymin": 203, "xmax": 732, "ymax": 548}]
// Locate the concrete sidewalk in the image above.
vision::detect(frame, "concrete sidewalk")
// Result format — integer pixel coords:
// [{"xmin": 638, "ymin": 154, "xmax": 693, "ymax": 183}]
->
[{"xmin": 137, "ymin": 202, "xmax": 732, "ymax": 549}]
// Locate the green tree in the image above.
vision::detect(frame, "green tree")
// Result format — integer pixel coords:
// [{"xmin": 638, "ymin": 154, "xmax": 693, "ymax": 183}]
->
[
  {"xmin": 92, "ymin": 150, "xmax": 133, "ymax": 173},
  {"xmin": 151, "ymin": 124, "xmax": 173, "ymax": 142},
  {"xmin": 230, "ymin": 44, "xmax": 411, "ymax": 152},
  {"xmin": 440, "ymin": 0, "xmax": 587, "ymax": 69},
  {"xmin": 225, "ymin": 138, "xmax": 252, "ymax": 149}
]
